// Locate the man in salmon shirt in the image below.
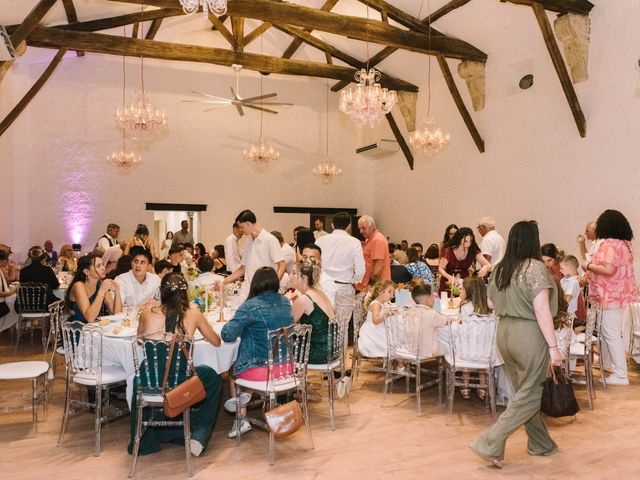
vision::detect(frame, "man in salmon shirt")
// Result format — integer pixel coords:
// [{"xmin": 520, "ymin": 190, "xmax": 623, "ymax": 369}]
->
[{"xmin": 356, "ymin": 215, "xmax": 391, "ymax": 291}]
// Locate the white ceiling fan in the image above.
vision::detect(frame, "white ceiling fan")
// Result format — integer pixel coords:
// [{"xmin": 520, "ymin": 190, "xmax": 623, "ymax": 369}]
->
[{"xmin": 182, "ymin": 64, "xmax": 293, "ymax": 116}]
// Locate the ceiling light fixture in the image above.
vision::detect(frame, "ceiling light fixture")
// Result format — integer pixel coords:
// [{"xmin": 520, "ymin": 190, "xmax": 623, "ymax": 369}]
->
[
  {"xmin": 179, "ymin": 0, "xmax": 227, "ymax": 16},
  {"xmin": 408, "ymin": 0, "xmax": 450, "ymax": 157},
  {"xmin": 314, "ymin": 80, "xmax": 342, "ymax": 183}
]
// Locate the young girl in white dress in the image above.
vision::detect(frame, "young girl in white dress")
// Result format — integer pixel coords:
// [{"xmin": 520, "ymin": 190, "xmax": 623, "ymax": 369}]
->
[{"xmin": 358, "ymin": 280, "xmax": 396, "ymax": 357}]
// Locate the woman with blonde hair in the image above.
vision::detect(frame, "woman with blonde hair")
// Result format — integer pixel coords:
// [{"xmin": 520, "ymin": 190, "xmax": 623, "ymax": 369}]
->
[{"xmin": 58, "ymin": 244, "xmax": 77, "ymax": 273}]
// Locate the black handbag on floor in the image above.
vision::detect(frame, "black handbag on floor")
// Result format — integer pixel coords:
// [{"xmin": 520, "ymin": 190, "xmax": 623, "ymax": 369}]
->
[
  {"xmin": 0, "ymin": 301, "xmax": 9, "ymax": 318},
  {"xmin": 541, "ymin": 365, "xmax": 580, "ymax": 417}
]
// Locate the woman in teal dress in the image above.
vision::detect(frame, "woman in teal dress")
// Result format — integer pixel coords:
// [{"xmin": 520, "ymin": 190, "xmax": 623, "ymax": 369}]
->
[
  {"xmin": 290, "ymin": 260, "xmax": 335, "ymax": 364},
  {"xmin": 65, "ymin": 253, "xmax": 122, "ymax": 323},
  {"xmin": 129, "ymin": 273, "xmax": 222, "ymax": 457}
]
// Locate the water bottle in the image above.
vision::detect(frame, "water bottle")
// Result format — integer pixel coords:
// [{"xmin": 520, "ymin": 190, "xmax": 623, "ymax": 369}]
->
[{"xmin": 434, "ymin": 294, "xmax": 442, "ymax": 313}]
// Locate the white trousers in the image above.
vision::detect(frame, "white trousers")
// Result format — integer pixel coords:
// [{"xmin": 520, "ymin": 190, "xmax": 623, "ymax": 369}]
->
[
  {"xmin": 333, "ymin": 283, "xmax": 355, "ymax": 320},
  {"xmin": 600, "ymin": 308, "xmax": 628, "ymax": 379}
]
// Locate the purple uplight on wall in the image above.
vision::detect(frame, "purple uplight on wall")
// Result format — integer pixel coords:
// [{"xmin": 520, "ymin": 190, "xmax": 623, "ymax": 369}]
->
[{"xmin": 60, "ymin": 190, "xmax": 95, "ymax": 245}]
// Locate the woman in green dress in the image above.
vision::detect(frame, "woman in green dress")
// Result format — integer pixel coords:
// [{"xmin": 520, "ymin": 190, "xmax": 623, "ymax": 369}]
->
[
  {"xmin": 471, "ymin": 221, "xmax": 563, "ymax": 468},
  {"xmin": 290, "ymin": 260, "xmax": 335, "ymax": 364},
  {"xmin": 129, "ymin": 273, "xmax": 222, "ymax": 457}
]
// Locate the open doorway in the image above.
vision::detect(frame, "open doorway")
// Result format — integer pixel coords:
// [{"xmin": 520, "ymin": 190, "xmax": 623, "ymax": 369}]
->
[{"xmin": 145, "ymin": 203, "xmax": 207, "ymax": 260}]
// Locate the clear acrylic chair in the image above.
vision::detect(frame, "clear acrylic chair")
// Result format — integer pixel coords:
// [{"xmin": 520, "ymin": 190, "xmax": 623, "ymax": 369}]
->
[
  {"xmin": 569, "ymin": 300, "xmax": 606, "ymax": 409},
  {"xmin": 382, "ymin": 307, "xmax": 444, "ymax": 416},
  {"xmin": 45, "ymin": 300, "xmax": 65, "ymax": 378},
  {"xmin": 0, "ymin": 360, "xmax": 49, "ymax": 433},
  {"xmin": 351, "ymin": 294, "xmax": 387, "ymax": 381},
  {"xmin": 555, "ymin": 313, "xmax": 575, "ymax": 374},
  {"xmin": 444, "ymin": 313, "xmax": 498, "ymax": 425},
  {"xmin": 129, "ymin": 334, "xmax": 196, "ymax": 478},
  {"xmin": 58, "ymin": 322, "xmax": 127, "ymax": 457},
  {"xmin": 15, "ymin": 283, "xmax": 49, "ymax": 353},
  {"xmin": 234, "ymin": 324, "xmax": 314, "ymax": 466},
  {"xmin": 628, "ymin": 301, "xmax": 640, "ymax": 362},
  {"xmin": 307, "ymin": 313, "xmax": 351, "ymax": 430}
]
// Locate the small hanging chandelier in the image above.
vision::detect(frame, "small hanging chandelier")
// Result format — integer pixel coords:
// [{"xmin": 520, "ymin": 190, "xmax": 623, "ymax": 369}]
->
[
  {"xmin": 243, "ymin": 136, "xmax": 280, "ymax": 166},
  {"xmin": 116, "ymin": 3, "xmax": 167, "ymax": 138},
  {"xmin": 179, "ymin": 0, "xmax": 227, "ymax": 15},
  {"xmin": 314, "ymin": 80, "xmax": 342, "ymax": 183},
  {"xmin": 409, "ymin": 0, "xmax": 450, "ymax": 157}
]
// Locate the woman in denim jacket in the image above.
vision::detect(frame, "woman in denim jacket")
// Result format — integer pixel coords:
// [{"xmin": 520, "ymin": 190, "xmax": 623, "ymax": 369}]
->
[{"xmin": 221, "ymin": 266, "xmax": 293, "ymax": 438}]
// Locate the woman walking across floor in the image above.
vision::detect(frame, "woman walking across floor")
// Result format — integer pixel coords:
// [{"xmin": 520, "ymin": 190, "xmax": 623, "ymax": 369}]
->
[{"xmin": 471, "ymin": 220, "xmax": 563, "ymax": 468}]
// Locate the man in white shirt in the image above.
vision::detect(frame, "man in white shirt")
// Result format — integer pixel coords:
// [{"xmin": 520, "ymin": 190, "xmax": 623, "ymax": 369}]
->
[
  {"xmin": 223, "ymin": 210, "xmax": 285, "ymax": 299},
  {"xmin": 301, "ymin": 245, "xmax": 337, "ymax": 308},
  {"xmin": 224, "ymin": 222, "xmax": 243, "ymax": 274},
  {"xmin": 190, "ymin": 255, "xmax": 224, "ymax": 289},
  {"xmin": 96, "ymin": 223, "xmax": 121, "ymax": 251},
  {"xmin": 577, "ymin": 221, "xmax": 599, "ymax": 262},
  {"xmin": 272, "ymin": 230, "xmax": 297, "ymax": 275},
  {"xmin": 315, "ymin": 211, "xmax": 364, "ymax": 318},
  {"xmin": 115, "ymin": 246, "xmax": 161, "ymax": 305},
  {"xmin": 478, "ymin": 217, "xmax": 506, "ymax": 266},
  {"xmin": 313, "ymin": 218, "xmax": 328, "ymax": 239}
]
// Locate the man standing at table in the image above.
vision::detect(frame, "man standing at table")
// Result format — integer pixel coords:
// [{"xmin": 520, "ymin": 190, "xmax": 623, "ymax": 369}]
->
[
  {"xmin": 316, "ymin": 211, "xmax": 364, "ymax": 316},
  {"xmin": 222, "ymin": 210, "xmax": 285, "ymax": 299},
  {"xmin": 96, "ymin": 223, "xmax": 121, "ymax": 250},
  {"xmin": 224, "ymin": 222, "xmax": 243, "ymax": 275},
  {"xmin": 115, "ymin": 246, "xmax": 160, "ymax": 305},
  {"xmin": 314, "ymin": 218, "xmax": 328, "ymax": 239},
  {"xmin": 43, "ymin": 240, "xmax": 58, "ymax": 266},
  {"xmin": 356, "ymin": 215, "xmax": 390, "ymax": 291},
  {"xmin": 478, "ymin": 216, "xmax": 506, "ymax": 266},
  {"xmin": 172, "ymin": 220, "xmax": 194, "ymax": 247}
]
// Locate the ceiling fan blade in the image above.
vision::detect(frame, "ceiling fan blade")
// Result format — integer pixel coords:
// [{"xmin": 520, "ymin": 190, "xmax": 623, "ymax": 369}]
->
[
  {"xmin": 235, "ymin": 102, "xmax": 245, "ymax": 116},
  {"xmin": 245, "ymin": 101, "xmax": 294, "ymax": 107},
  {"xmin": 203, "ymin": 106, "xmax": 222, "ymax": 112},
  {"xmin": 191, "ymin": 90, "xmax": 229, "ymax": 101},
  {"xmin": 243, "ymin": 104, "xmax": 279, "ymax": 115},
  {"xmin": 230, "ymin": 87, "xmax": 242, "ymax": 101},
  {"xmin": 241, "ymin": 93, "xmax": 277, "ymax": 103}
]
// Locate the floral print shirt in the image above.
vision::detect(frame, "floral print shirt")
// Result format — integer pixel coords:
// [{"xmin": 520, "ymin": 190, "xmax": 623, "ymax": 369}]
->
[{"xmin": 588, "ymin": 239, "xmax": 637, "ymax": 310}]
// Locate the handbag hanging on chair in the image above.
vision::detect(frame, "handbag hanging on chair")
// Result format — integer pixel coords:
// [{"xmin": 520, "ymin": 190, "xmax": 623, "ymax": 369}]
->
[
  {"xmin": 540, "ymin": 364, "xmax": 580, "ymax": 418},
  {"xmin": 162, "ymin": 335, "xmax": 206, "ymax": 418}
]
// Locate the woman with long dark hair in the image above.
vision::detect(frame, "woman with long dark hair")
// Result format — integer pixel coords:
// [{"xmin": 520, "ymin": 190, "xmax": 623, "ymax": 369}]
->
[
  {"xmin": 471, "ymin": 221, "xmax": 563, "ymax": 468},
  {"xmin": 582, "ymin": 209, "xmax": 636, "ymax": 385},
  {"xmin": 220, "ymin": 267, "xmax": 293, "ymax": 438},
  {"xmin": 66, "ymin": 254, "xmax": 122, "ymax": 323},
  {"xmin": 211, "ymin": 244, "xmax": 228, "ymax": 274},
  {"xmin": 541, "ymin": 243, "xmax": 564, "ymax": 280},
  {"xmin": 131, "ymin": 273, "xmax": 222, "ymax": 457},
  {"xmin": 439, "ymin": 224, "xmax": 458, "ymax": 257},
  {"xmin": 438, "ymin": 227, "xmax": 491, "ymax": 293}
]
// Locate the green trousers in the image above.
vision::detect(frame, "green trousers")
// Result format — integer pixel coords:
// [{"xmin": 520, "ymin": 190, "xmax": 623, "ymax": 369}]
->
[{"xmin": 471, "ymin": 317, "xmax": 557, "ymax": 460}]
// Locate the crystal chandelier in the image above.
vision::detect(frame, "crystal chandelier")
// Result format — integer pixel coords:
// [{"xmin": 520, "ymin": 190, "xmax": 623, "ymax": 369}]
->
[
  {"xmin": 117, "ymin": 4, "xmax": 167, "ymax": 138},
  {"xmin": 409, "ymin": 117, "xmax": 450, "ymax": 156},
  {"xmin": 110, "ymin": 52, "xmax": 141, "ymax": 170},
  {"xmin": 338, "ymin": 6, "xmax": 396, "ymax": 128},
  {"xmin": 179, "ymin": 0, "xmax": 227, "ymax": 15},
  {"xmin": 243, "ymin": 136, "xmax": 280, "ymax": 166},
  {"xmin": 410, "ymin": 0, "xmax": 450, "ymax": 157},
  {"xmin": 314, "ymin": 80, "xmax": 342, "ymax": 183}
]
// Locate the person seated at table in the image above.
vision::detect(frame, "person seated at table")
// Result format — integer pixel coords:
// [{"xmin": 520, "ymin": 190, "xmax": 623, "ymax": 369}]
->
[
  {"xmin": 153, "ymin": 260, "xmax": 173, "ymax": 280},
  {"xmin": 410, "ymin": 283, "xmax": 449, "ymax": 357},
  {"xmin": 193, "ymin": 243, "xmax": 207, "ymax": 263},
  {"xmin": 168, "ymin": 246, "xmax": 186, "ymax": 274},
  {"xmin": 456, "ymin": 276, "xmax": 493, "ymax": 399},
  {"xmin": 190, "ymin": 255, "xmax": 223, "ymax": 289},
  {"xmin": 424, "ymin": 243, "xmax": 441, "ymax": 278},
  {"xmin": 106, "ymin": 254, "xmax": 132, "ymax": 280},
  {"xmin": 130, "ymin": 273, "xmax": 222, "ymax": 457},
  {"xmin": 290, "ymin": 261, "xmax": 335, "ymax": 364},
  {"xmin": 115, "ymin": 247, "xmax": 161, "ymax": 306},
  {"xmin": 358, "ymin": 280, "xmax": 396, "ymax": 358},
  {"xmin": 439, "ymin": 227, "xmax": 492, "ymax": 294},
  {"xmin": 220, "ymin": 267, "xmax": 293, "ymax": 438},
  {"xmin": 405, "ymin": 247, "xmax": 434, "ymax": 284},
  {"xmin": 65, "ymin": 254, "xmax": 122, "ymax": 324},
  {"xmin": 19, "ymin": 246, "xmax": 60, "ymax": 306},
  {"xmin": 0, "ymin": 250, "xmax": 18, "ymax": 325},
  {"xmin": 57, "ymin": 244, "xmax": 78, "ymax": 273},
  {"xmin": 211, "ymin": 245, "xmax": 228, "ymax": 275},
  {"xmin": 123, "ymin": 224, "xmax": 156, "ymax": 264}
]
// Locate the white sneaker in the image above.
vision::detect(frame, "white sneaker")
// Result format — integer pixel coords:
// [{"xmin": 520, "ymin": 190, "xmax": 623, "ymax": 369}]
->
[
  {"xmin": 190, "ymin": 439, "xmax": 204, "ymax": 457},
  {"xmin": 605, "ymin": 375, "xmax": 629, "ymax": 386},
  {"xmin": 227, "ymin": 418, "xmax": 252, "ymax": 438},
  {"xmin": 224, "ymin": 392, "xmax": 252, "ymax": 413},
  {"xmin": 336, "ymin": 376, "xmax": 351, "ymax": 399}
]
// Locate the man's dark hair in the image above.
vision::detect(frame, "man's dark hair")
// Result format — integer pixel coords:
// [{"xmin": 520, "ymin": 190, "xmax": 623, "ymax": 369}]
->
[
  {"xmin": 332, "ymin": 212, "xmax": 351, "ymax": 230},
  {"xmin": 168, "ymin": 246, "xmax": 182, "ymax": 256},
  {"xmin": 304, "ymin": 243, "xmax": 322, "ymax": 256},
  {"xmin": 235, "ymin": 209, "xmax": 257, "ymax": 224},
  {"xmin": 129, "ymin": 246, "xmax": 152, "ymax": 263},
  {"xmin": 154, "ymin": 260, "xmax": 173, "ymax": 275},
  {"xmin": 233, "ymin": 222, "xmax": 239, "ymax": 229},
  {"xmin": 271, "ymin": 231, "xmax": 284, "ymax": 243},
  {"xmin": 198, "ymin": 255, "xmax": 214, "ymax": 273}
]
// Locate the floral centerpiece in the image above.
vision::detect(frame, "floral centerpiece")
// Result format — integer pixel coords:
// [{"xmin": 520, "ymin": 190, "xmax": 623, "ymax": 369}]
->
[
  {"xmin": 185, "ymin": 266, "xmax": 199, "ymax": 282},
  {"xmin": 188, "ymin": 286, "xmax": 214, "ymax": 313}
]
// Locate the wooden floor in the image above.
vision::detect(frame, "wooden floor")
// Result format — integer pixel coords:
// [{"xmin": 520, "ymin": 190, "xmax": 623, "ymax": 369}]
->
[{"xmin": 2, "ymin": 335, "xmax": 640, "ymax": 480}]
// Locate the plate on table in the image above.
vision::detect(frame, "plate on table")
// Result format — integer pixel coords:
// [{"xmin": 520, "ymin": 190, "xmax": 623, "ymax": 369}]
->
[
  {"xmin": 103, "ymin": 325, "xmax": 137, "ymax": 338},
  {"xmin": 98, "ymin": 313, "xmax": 126, "ymax": 323}
]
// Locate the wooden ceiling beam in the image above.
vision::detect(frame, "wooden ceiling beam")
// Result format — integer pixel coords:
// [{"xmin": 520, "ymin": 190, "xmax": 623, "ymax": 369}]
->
[
  {"xmin": 243, "ymin": 22, "xmax": 272, "ymax": 47},
  {"xmin": 501, "ymin": 0, "xmax": 594, "ymax": 15},
  {"xmin": 208, "ymin": 13, "xmax": 234, "ymax": 46},
  {"xmin": 231, "ymin": 17, "xmax": 245, "ymax": 53},
  {"xmin": 61, "ymin": 0, "xmax": 84, "ymax": 56},
  {"xmin": 145, "ymin": 18, "xmax": 164, "ymax": 40},
  {"xmin": 531, "ymin": 3, "xmax": 586, "ymax": 136},
  {"xmin": 272, "ymin": 23, "xmax": 418, "ymax": 92},
  {"xmin": 385, "ymin": 113, "xmax": 414, "ymax": 170},
  {"xmin": 281, "ymin": 0, "xmax": 339, "ymax": 60},
  {"xmin": 429, "ymin": 0, "xmax": 473, "ymax": 24},
  {"xmin": 25, "ymin": 27, "xmax": 416, "ymax": 92},
  {"xmin": 0, "ymin": 48, "xmax": 67, "ymax": 137}
]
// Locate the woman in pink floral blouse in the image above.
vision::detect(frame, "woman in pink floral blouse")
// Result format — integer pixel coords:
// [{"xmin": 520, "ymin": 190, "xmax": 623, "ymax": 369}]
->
[{"xmin": 583, "ymin": 209, "xmax": 636, "ymax": 385}]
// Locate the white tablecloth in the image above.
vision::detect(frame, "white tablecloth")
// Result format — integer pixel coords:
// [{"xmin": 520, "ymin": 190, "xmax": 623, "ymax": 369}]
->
[
  {"xmin": 101, "ymin": 322, "xmax": 239, "ymax": 407},
  {"xmin": 0, "ymin": 294, "xmax": 19, "ymax": 333}
]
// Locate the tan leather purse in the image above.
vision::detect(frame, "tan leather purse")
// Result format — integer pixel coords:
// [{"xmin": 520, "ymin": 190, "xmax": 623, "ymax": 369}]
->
[
  {"xmin": 162, "ymin": 335, "xmax": 206, "ymax": 418},
  {"xmin": 264, "ymin": 400, "xmax": 303, "ymax": 438}
]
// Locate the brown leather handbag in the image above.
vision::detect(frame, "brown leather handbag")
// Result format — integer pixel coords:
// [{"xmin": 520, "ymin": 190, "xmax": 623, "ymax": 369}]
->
[
  {"xmin": 162, "ymin": 335, "xmax": 206, "ymax": 418},
  {"xmin": 264, "ymin": 400, "xmax": 303, "ymax": 438}
]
